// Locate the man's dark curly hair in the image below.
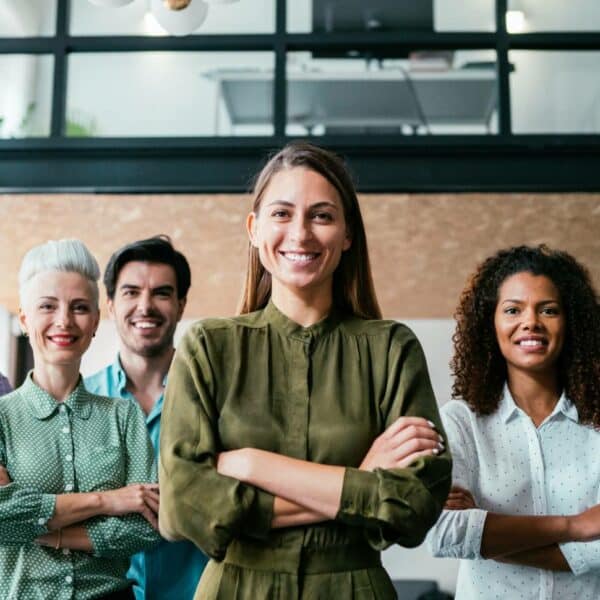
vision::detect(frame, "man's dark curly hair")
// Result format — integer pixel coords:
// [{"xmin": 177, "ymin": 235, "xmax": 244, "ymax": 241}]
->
[{"xmin": 451, "ymin": 244, "xmax": 600, "ymax": 426}]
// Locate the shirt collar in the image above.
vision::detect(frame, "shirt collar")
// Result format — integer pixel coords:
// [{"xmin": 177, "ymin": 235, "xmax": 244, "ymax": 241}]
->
[
  {"xmin": 23, "ymin": 372, "xmax": 92, "ymax": 420},
  {"xmin": 263, "ymin": 298, "xmax": 341, "ymax": 341},
  {"xmin": 499, "ymin": 384, "xmax": 578, "ymax": 424},
  {"xmin": 113, "ymin": 354, "xmax": 167, "ymax": 422}
]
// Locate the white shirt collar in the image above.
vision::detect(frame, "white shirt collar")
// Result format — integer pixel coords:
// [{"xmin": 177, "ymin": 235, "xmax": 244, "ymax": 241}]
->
[{"xmin": 498, "ymin": 384, "xmax": 578, "ymax": 425}]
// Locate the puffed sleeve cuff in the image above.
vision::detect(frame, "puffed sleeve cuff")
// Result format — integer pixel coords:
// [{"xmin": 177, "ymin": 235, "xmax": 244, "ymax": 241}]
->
[
  {"xmin": 36, "ymin": 494, "xmax": 57, "ymax": 535},
  {"xmin": 337, "ymin": 468, "xmax": 380, "ymax": 520},
  {"xmin": 239, "ymin": 488, "xmax": 275, "ymax": 540},
  {"xmin": 560, "ymin": 540, "xmax": 600, "ymax": 576},
  {"xmin": 86, "ymin": 518, "xmax": 109, "ymax": 555}
]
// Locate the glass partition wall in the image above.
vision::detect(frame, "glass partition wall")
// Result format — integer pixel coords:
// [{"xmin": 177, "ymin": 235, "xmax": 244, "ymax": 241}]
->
[{"xmin": 1, "ymin": 0, "xmax": 599, "ymax": 190}]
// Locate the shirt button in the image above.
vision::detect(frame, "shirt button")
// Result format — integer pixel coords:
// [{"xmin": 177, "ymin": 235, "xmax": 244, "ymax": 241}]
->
[
  {"xmin": 65, "ymin": 484, "xmax": 74, "ymax": 492},
  {"xmin": 65, "ymin": 575, "xmax": 73, "ymax": 584},
  {"xmin": 62, "ymin": 426, "xmax": 70, "ymax": 434},
  {"xmin": 62, "ymin": 548, "xmax": 71, "ymax": 556},
  {"xmin": 65, "ymin": 455, "xmax": 73, "ymax": 462},
  {"xmin": 37, "ymin": 517, "xmax": 46, "ymax": 525},
  {"xmin": 59, "ymin": 405, "xmax": 66, "ymax": 414}
]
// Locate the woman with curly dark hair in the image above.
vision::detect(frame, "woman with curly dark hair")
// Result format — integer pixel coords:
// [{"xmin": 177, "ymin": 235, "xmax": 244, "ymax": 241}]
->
[{"xmin": 428, "ymin": 244, "xmax": 600, "ymax": 599}]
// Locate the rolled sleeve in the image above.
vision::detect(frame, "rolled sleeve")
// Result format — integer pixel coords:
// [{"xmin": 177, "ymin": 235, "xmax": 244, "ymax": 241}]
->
[
  {"xmin": 560, "ymin": 540, "xmax": 600, "ymax": 576},
  {"xmin": 337, "ymin": 458, "xmax": 451, "ymax": 549},
  {"xmin": 159, "ymin": 326, "xmax": 275, "ymax": 561},
  {"xmin": 427, "ymin": 508, "xmax": 488, "ymax": 559},
  {"xmin": 0, "ymin": 486, "xmax": 57, "ymax": 544},
  {"xmin": 337, "ymin": 326, "xmax": 451, "ymax": 550},
  {"xmin": 84, "ymin": 400, "xmax": 161, "ymax": 558}
]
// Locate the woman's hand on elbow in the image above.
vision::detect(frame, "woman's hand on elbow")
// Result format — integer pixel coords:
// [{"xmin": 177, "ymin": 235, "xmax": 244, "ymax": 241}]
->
[
  {"xmin": 99, "ymin": 483, "xmax": 160, "ymax": 530},
  {"xmin": 567, "ymin": 502, "xmax": 600, "ymax": 542},
  {"xmin": 359, "ymin": 416, "xmax": 444, "ymax": 472},
  {"xmin": 444, "ymin": 486, "xmax": 477, "ymax": 510},
  {"xmin": 0, "ymin": 465, "xmax": 11, "ymax": 486}
]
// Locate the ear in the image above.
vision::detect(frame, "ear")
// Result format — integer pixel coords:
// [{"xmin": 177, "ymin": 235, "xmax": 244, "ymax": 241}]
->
[
  {"xmin": 246, "ymin": 212, "xmax": 259, "ymax": 248},
  {"xmin": 176, "ymin": 296, "xmax": 187, "ymax": 322},
  {"xmin": 342, "ymin": 231, "xmax": 352, "ymax": 252},
  {"xmin": 18, "ymin": 307, "xmax": 28, "ymax": 336},
  {"xmin": 107, "ymin": 298, "xmax": 115, "ymax": 319},
  {"xmin": 92, "ymin": 309, "xmax": 100, "ymax": 337}
]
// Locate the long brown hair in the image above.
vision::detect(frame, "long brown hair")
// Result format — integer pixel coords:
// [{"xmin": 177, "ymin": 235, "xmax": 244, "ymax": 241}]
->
[
  {"xmin": 238, "ymin": 142, "xmax": 381, "ymax": 319},
  {"xmin": 451, "ymin": 244, "xmax": 600, "ymax": 427}
]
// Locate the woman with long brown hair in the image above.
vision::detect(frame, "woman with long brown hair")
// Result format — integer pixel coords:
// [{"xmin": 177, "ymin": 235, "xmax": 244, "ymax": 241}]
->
[
  {"xmin": 159, "ymin": 142, "xmax": 451, "ymax": 599},
  {"xmin": 428, "ymin": 245, "xmax": 600, "ymax": 599}
]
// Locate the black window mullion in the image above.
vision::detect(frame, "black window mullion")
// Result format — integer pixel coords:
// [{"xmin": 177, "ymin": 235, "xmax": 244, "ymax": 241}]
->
[
  {"xmin": 50, "ymin": 0, "xmax": 69, "ymax": 138},
  {"xmin": 273, "ymin": 0, "xmax": 287, "ymax": 141},
  {"xmin": 495, "ymin": 0, "xmax": 512, "ymax": 137}
]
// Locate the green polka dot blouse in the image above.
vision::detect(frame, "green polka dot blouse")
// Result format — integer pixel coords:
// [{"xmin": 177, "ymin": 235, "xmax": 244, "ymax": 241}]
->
[{"xmin": 0, "ymin": 373, "xmax": 161, "ymax": 599}]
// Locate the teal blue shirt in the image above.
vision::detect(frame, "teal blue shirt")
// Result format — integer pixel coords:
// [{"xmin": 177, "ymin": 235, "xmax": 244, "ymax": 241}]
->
[{"xmin": 85, "ymin": 357, "xmax": 208, "ymax": 600}]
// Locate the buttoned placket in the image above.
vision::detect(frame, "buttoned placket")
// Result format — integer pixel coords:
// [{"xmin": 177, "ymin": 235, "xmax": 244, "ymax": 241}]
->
[
  {"xmin": 283, "ymin": 328, "xmax": 313, "ymax": 568},
  {"xmin": 521, "ymin": 412, "xmax": 554, "ymax": 600},
  {"xmin": 57, "ymin": 403, "xmax": 76, "ymax": 594}
]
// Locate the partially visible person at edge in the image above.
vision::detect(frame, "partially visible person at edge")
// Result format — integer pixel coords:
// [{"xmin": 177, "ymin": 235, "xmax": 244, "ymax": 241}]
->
[
  {"xmin": 85, "ymin": 236, "xmax": 208, "ymax": 600},
  {"xmin": 0, "ymin": 239, "xmax": 160, "ymax": 600},
  {"xmin": 427, "ymin": 245, "xmax": 600, "ymax": 599},
  {"xmin": 158, "ymin": 142, "xmax": 452, "ymax": 599},
  {"xmin": 0, "ymin": 372, "xmax": 11, "ymax": 396}
]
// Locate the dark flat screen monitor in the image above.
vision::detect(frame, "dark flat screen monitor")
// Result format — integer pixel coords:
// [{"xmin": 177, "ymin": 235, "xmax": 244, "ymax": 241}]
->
[{"xmin": 312, "ymin": 0, "xmax": 434, "ymax": 33}]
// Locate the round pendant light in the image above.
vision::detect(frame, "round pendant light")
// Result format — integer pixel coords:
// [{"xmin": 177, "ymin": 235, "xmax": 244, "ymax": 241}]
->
[
  {"xmin": 150, "ymin": 0, "xmax": 209, "ymax": 36},
  {"xmin": 87, "ymin": 0, "xmax": 136, "ymax": 7}
]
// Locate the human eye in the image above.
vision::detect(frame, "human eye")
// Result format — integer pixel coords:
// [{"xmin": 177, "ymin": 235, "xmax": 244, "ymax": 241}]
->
[
  {"xmin": 73, "ymin": 302, "xmax": 91, "ymax": 313},
  {"xmin": 503, "ymin": 306, "xmax": 519, "ymax": 315},
  {"xmin": 38, "ymin": 302, "xmax": 55, "ymax": 311},
  {"xmin": 122, "ymin": 289, "xmax": 137, "ymax": 298},
  {"xmin": 541, "ymin": 305, "xmax": 561, "ymax": 316},
  {"xmin": 312, "ymin": 211, "xmax": 334, "ymax": 222},
  {"xmin": 270, "ymin": 208, "xmax": 289, "ymax": 219}
]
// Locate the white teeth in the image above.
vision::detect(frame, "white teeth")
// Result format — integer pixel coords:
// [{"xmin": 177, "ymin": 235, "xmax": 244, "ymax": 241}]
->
[
  {"xmin": 284, "ymin": 253, "xmax": 317, "ymax": 262},
  {"xmin": 519, "ymin": 340, "xmax": 544, "ymax": 347},
  {"xmin": 134, "ymin": 322, "xmax": 158, "ymax": 329}
]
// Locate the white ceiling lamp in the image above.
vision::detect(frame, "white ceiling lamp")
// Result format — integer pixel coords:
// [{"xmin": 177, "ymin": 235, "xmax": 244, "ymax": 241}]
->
[
  {"xmin": 87, "ymin": 0, "xmax": 135, "ymax": 6},
  {"xmin": 150, "ymin": 0, "xmax": 209, "ymax": 36},
  {"xmin": 505, "ymin": 10, "xmax": 526, "ymax": 34}
]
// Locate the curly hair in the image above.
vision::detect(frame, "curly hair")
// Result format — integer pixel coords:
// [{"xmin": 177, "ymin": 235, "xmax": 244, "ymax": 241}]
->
[{"xmin": 451, "ymin": 244, "xmax": 600, "ymax": 426}]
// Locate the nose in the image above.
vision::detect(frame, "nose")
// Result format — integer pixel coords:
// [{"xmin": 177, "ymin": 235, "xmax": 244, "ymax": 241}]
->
[
  {"xmin": 290, "ymin": 216, "xmax": 313, "ymax": 244},
  {"xmin": 521, "ymin": 307, "xmax": 541, "ymax": 331},
  {"xmin": 55, "ymin": 306, "xmax": 73, "ymax": 329},
  {"xmin": 137, "ymin": 290, "xmax": 155, "ymax": 314}
]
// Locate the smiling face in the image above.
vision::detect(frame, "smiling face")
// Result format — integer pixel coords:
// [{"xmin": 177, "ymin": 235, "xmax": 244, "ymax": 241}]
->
[
  {"xmin": 247, "ymin": 167, "xmax": 351, "ymax": 303},
  {"xmin": 494, "ymin": 271, "xmax": 566, "ymax": 378},
  {"xmin": 19, "ymin": 270, "xmax": 99, "ymax": 369},
  {"xmin": 108, "ymin": 261, "xmax": 185, "ymax": 358}
]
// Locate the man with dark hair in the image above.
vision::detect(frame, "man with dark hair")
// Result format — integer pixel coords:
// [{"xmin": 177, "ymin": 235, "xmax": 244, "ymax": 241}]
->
[{"xmin": 86, "ymin": 235, "xmax": 207, "ymax": 600}]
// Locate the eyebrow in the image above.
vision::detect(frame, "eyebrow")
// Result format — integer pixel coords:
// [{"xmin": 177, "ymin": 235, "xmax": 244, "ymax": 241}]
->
[
  {"xmin": 37, "ymin": 296, "xmax": 91, "ymax": 303},
  {"xmin": 501, "ymin": 298, "xmax": 560, "ymax": 304},
  {"xmin": 119, "ymin": 284, "xmax": 175, "ymax": 293},
  {"xmin": 265, "ymin": 200, "xmax": 339, "ymax": 210}
]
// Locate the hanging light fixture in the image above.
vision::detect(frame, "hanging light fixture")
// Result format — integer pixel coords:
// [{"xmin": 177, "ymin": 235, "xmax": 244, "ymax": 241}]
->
[
  {"xmin": 88, "ymin": 0, "xmax": 135, "ymax": 6},
  {"xmin": 150, "ymin": 0, "xmax": 209, "ymax": 36}
]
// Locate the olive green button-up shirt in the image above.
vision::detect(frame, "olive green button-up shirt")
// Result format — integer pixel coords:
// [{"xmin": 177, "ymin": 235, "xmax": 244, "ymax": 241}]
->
[
  {"xmin": 160, "ymin": 302, "xmax": 451, "ymax": 599},
  {"xmin": 0, "ymin": 374, "xmax": 161, "ymax": 600}
]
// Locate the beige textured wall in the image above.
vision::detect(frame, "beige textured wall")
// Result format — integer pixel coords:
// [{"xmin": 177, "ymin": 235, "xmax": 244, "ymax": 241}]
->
[{"xmin": 0, "ymin": 193, "xmax": 598, "ymax": 318}]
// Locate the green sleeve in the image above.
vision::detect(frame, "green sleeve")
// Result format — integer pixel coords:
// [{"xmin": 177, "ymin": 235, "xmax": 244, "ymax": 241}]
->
[
  {"xmin": 86, "ymin": 401, "xmax": 162, "ymax": 558},
  {"xmin": 336, "ymin": 326, "xmax": 452, "ymax": 550},
  {"xmin": 0, "ymin": 413, "xmax": 57, "ymax": 545},
  {"xmin": 159, "ymin": 326, "xmax": 274, "ymax": 561}
]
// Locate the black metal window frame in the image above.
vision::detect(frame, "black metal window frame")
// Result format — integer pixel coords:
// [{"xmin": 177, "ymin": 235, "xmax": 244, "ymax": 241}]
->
[{"xmin": 1, "ymin": 0, "xmax": 600, "ymax": 192}]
